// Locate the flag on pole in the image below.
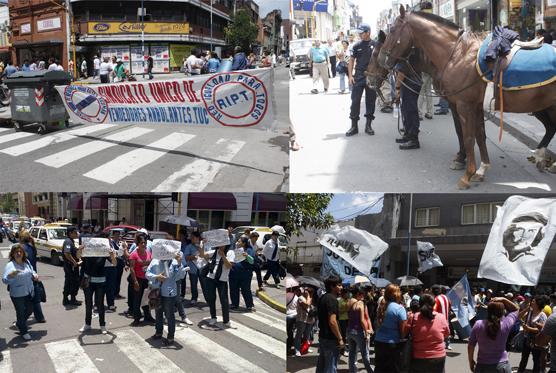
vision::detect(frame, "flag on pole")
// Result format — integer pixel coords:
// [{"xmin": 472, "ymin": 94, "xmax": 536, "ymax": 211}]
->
[
  {"xmin": 478, "ymin": 195, "xmax": 556, "ymax": 286},
  {"xmin": 447, "ymin": 274, "xmax": 476, "ymax": 328},
  {"xmin": 416, "ymin": 241, "xmax": 443, "ymax": 273}
]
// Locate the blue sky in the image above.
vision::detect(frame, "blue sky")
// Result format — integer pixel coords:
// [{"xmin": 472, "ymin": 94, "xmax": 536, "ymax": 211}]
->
[
  {"xmin": 254, "ymin": 0, "xmax": 290, "ymax": 19},
  {"xmin": 326, "ymin": 193, "xmax": 384, "ymax": 221}
]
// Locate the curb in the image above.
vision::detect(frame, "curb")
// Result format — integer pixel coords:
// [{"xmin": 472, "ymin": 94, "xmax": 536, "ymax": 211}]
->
[{"xmin": 256, "ymin": 289, "xmax": 286, "ymax": 314}]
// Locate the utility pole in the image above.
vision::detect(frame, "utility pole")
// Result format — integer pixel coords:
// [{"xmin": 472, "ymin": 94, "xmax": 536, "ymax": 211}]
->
[
  {"xmin": 210, "ymin": 0, "xmax": 213, "ymax": 52},
  {"xmin": 406, "ymin": 193, "xmax": 413, "ymax": 276},
  {"xmin": 141, "ymin": 0, "xmax": 145, "ymax": 79}
]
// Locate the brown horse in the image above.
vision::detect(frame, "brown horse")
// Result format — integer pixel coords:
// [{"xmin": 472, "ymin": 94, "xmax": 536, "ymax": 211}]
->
[{"xmin": 378, "ymin": 6, "xmax": 556, "ymax": 189}]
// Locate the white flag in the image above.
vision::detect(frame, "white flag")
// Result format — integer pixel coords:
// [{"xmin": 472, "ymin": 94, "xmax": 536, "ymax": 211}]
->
[
  {"xmin": 478, "ymin": 195, "xmax": 556, "ymax": 286},
  {"xmin": 318, "ymin": 225, "xmax": 388, "ymax": 277},
  {"xmin": 416, "ymin": 241, "xmax": 443, "ymax": 273}
]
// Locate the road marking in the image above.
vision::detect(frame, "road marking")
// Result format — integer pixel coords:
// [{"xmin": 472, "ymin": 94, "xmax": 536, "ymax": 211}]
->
[
  {"xmin": 206, "ymin": 317, "xmax": 286, "ymax": 360},
  {"xmin": 241, "ymin": 311, "xmax": 285, "ymax": 331},
  {"xmin": 153, "ymin": 139, "xmax": 245, "ymax": 191},
  {"xmin": 113, "ymin": 329, "xmax": 182, "ymax": 373},
  {"xmin": 0, "ymin": 250, "xmax": 9, "ymax": 258},
  {"xmin": 171, "ymin": 326, "xmax": 267, "ymax": 373},
  {"xmin": 0, "ymin": 128, "xmax": 11, "ymax": 134},
  {"xmin": 36, "ymin": 127, "xmax": 154, "ymax": 168},
  {"xmin": 0, "ymin": 132, "xmax": 34, "ymax": 145},
  {"xmin": 83, "ymin": 133, "xmax": 195, "ymax": 184},
  {"xmin": 0, "ymin": 349, "xmax": 12, "ymax": 373},
  {"xmin": 45, "ymin": 338, "xmax": 100, "ymax": 373},
  {"xmin": 253, "ymin": 298, "xmax": 285, "ymax": 319},
  {"xmin": 0, "ymin": 125, "xmax": 117, "ymax": 157}
]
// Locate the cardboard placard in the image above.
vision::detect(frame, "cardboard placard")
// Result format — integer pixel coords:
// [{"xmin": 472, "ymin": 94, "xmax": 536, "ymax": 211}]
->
[
  {"xmin": 81, "ymin": 237, "xmax": 112, "ymax": 257},
  {"xmin": 151, "ymin": 239, "xmax": 181, "ymax": 260},
  {"xmin": 202, "ymin": 229, "xmax": 230, "ymax": 249}
]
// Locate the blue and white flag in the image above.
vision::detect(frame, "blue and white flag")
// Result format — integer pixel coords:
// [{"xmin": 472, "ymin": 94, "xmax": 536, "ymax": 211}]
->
[{"xmin": 447, "ymin": 274, "xmax": 476, "ymax": 328}]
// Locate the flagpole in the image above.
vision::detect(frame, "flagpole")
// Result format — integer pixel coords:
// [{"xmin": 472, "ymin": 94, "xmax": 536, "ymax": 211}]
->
[{"xmin": 406, "ymin": 193, "xmax": 413, "ymax": 276}]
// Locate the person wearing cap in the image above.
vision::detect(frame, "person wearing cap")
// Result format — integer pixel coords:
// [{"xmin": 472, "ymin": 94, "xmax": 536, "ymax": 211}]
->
[
  {"xmin": 62, "ymin": 227, "xmax": 83, "ymax": 306},
  {"xmin": 262, "ymin": 230, "xmax": 281, "ymax": 288},
  {"xmin": 113, "ymin": 58, "xmax": 126, "ymax": 82},
  {"xmin": 248, "ymin": 232, "xmax": 264, "ymax": 291},
  {"xmin": 345, "ymin": 23, "xmax": 378, "ymax": 137},
  {"xmin": 308, "ymin": 40, "xmax": 330, "ymax": 94}
]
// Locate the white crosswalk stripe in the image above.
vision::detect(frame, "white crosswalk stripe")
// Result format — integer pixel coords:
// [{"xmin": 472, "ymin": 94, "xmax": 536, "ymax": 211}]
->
[
  {"xmin": 36, "ymin": 127, "xmax": 154, "ymax": 168},
  {"xmin": 0, "ymin": 124, "xmax": 117, "ymax": 156},
  {"xmin": 242, "ymin": 311, "xmax": 285, "ymax": 331},
  {"xmin": 45, "ymin": 338, "xmax": 100, "ymax": 373},
  {"xmin": 152, "ymin": 138, "xmax": 246, "ymax": 191},
  {"xmin": 83, "ymin": 133, "xmax": 195, "ymax": 184},
  {"xmin": 0, "ymin": 350, "xmax": 12, "ymax": 373},
  {"xmin": 113, "ymin": 329, "xmax": 182, "ymax": 373},
  {"xmin": 0, "ymin": 132, "xmax": 34, "ymax": 145},
  {"xmin": 0, "ymin": 128, "xmax": 12, "ymax": 134},
  {"xmin": 0, "ymin": 249, "xmax": 9, "ymax": 258}
]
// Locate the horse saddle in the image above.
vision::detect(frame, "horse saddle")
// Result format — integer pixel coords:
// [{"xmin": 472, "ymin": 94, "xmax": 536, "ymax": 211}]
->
[{"xmin": 476, "ymin": 34, "xmax": 556, "ymax": 90}]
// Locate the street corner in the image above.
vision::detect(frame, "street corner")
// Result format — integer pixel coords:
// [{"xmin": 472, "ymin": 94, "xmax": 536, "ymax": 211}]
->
[{"xmin": 257, "ymin": 288, "xmax": 286, "ymax": 314}]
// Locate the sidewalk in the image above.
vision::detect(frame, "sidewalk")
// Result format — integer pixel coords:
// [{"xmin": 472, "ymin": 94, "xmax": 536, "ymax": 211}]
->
[{"xmin": 256, "ymin": 270, "xmax": 286, "ymax": 314}]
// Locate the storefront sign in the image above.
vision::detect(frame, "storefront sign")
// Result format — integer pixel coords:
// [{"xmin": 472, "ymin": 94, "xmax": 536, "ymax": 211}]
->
[
  {"xmin": 170, "ymin": 44, "xmax": 193, "ymax": 69},
  {"xmin": 292, "ymin": 0, "xmax": 328, "ymax": 13},
  {"xmin": 37, "ymin": 17, "xmax": 61, "ymax": 32},
  {"xmin": 21, "ymin": 23, "xmax": 31, "ymax": 34},
  {"xmin": 88, "ymin": 22, "xmax": 190, "ymax": 35},
  {"xmin": 548, "ymin": 0, "xmax": 556, "ymax": 6},
  {"xmin": 56, "ymin": 69, "xmax": 275, "ymax": 129},
  {"xmin": 439, "ymin": 0, "xmax": 455, "ymax": 19}
]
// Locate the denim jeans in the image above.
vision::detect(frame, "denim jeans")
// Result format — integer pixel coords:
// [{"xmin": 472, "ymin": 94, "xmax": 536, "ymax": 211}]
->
[
  {"xmin": 104, "ymin": 266, "xmax": 117, "ymax": 307},
  {"xmin": 263, "ymin": 260, "xmax": 280, "ymax": 284},
  {"xmin": 174, "ymin": 281, "xmax": 187, "ymax": 319},
  {"xmin": 410, "ymin": 357, "xmax": 445, "ymax": 373},
  {"xmin": 206, "ymin": 277, "xmax": 230, "ymax": 323},
  {"xmin": 348, "ymin": 329, "xmax": 373, "ymax": 373},
  {"xmin": 339, "ymin": 73, "xmax": 347, "ymax": 92},
  {"xmin": 230, "ymin": 268, "xmax": 254, "ymax": 308},
  {"xmin": 518, "ymin": 341, "xmax": 543, "ymax": 373},
  {"xmin": 115, "ymin": 257, "xmax": 125, "ymax": 296},
  {"xmin": 475, "ymin": 361, "xmax": 512, "ymax": 373},
  {"xmin": 438, "ymin": 97, "xmax": 450, "ymax": 112},
  {"xmin": 156, "ymin": 296, "xmax": 177, "ymax": 339},
  {"xmin": 132, "ymin": 278, "xmax": 150, "ymax": 322},
  {"xmin": 316, "ymin": 338, "xmax": 339, "ymax": 373},
  {"xmin": 11, "ymin": 295, "xmax": 33, "ymax": 334},
  {"xmin": 84, "ymin": 282, "xmax": 106, "ymax": 326},
  {"xmin": 187, "ymin": 272, "xmax": 200, "ymax": 301},
  {"xmin": 294, "ymin": 321, "xmax": 313, "ymax": 351}
]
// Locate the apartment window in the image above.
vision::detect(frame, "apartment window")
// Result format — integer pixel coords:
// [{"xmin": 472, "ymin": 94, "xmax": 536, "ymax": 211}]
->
[
  {"xmin": 461, "ymin": 202, "xmax": 502, "ymax": 225},
  {"xmin": 414, "ymin": 207, "xmax": 440, "ymax": 227}
]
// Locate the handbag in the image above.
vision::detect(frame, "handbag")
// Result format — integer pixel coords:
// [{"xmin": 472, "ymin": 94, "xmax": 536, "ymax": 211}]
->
[
  {"xmin": 34, "ymin": 281, "xmax": 46, "ymax": 303},
  {"xmin": 80, "ymin": 276, "xmax": 90, "ymax": 290},
  {"xmin": 336, "ymin": 61, "xmax": 347, "ymax": 74},
  {"xmin": 200, "ymin": 251, "xmax": 217, "ymax": 278},
  {"xmin": 148, "ymin": 288, "xmax": 161, "ymax": 310},
  {"xmin": 300, "ymin": 338, "xmax": 310, "ymax": 355}
]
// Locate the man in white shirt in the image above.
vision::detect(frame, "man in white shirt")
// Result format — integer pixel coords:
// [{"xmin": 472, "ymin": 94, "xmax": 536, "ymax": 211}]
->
[
  {"xmin": 47, "ymin": 58, "xmax": 58, "ymax": 71},
  {"xmin": 93, "ymin": 55, "xmax": 100, "ymax": 79},
  {"xmin": 202, "ymin": 245, "xmax": 234, "ymax": 328},
  {"xmin": 99, "ymin": 57, "xmax": 112, "ymax": 83},
  {"xmin": 262, "ymin": 231, "xmax": 281, "ymax": 288},
  {"xmin": 185, "ymin": 48, "xmax": 203, "ymax": 75}
]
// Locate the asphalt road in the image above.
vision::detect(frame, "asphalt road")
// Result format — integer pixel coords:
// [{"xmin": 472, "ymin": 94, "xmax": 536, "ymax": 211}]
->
[
  {"xmin": 0, "ymin": 68, "xmax": 289, "ymax": 192},
  {"xmin": 0, "ymin": 244, "xmax": 286, "ymax": 373},
  {"xmin": 290, "ymin": 73, "xmax": 556, "ymax": 193}
]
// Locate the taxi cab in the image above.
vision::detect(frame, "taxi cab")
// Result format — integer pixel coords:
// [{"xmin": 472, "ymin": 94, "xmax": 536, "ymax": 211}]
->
[{"xmin": 29, "ymin": 224, "xmax": 78, "ymax": 266}]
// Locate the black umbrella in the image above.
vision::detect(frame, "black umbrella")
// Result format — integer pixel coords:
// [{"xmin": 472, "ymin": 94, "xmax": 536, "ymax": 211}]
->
[
  {"xmin": 296, "ymin": 276, "xmax": 325, "ymax": 289},
  {"xmin": 397, "ymin": 275, "xmax": 424, "ymax": 287}
]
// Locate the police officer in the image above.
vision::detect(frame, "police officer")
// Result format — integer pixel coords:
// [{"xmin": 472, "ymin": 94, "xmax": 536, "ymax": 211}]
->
[
  {"xmin": 63, "ymin": 226, "xmax": 82, "ymax": 306},
  {"xmin": 346, "ymin": 23, "xmax": 378, "ymax": 137}
]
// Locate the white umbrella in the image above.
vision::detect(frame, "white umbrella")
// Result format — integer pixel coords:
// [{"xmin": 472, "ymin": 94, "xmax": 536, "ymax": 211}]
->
[
  {"xmin": 162, "ymin": 214, "xmax": 199, "ymax": 227},
  {"xmin": 354, "ymin": 275, "xmax": 371, "ymax": 285},
  {"xmin": 270, "ymin": 225, "xmax": 286, "ymax": 234},
  {"xmin": 286, "ymin": 273, "xmax": 299, "ymax": 288}
]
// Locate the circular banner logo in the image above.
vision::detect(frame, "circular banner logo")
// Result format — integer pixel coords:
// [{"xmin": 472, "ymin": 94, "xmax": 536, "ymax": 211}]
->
[
  {"xmin": 201, "ymin": 72, "xmax": 268, "ymax": 127},
  {"xmin": 64, "ymin": 85, "xmax": 108, "ymax": 124}
]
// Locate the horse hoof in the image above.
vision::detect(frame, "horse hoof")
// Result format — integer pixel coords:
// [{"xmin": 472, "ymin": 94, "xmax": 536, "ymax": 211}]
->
[
  {"xmin": 457, "ymin": 179, "xmax": 470, "ymax": 190},
  {"xmin": 470, "ymin": 174, "xmax": 484, "ymax": 182},
  {"xmin": 450, "ymin": 160, "xmax": 465, "ymax": 170}
]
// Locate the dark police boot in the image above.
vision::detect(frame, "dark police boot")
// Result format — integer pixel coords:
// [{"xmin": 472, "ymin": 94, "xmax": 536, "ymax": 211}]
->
[
  {"xmin": 345, "ymin": 119, "xmax": 358, "ymax": 137},
  {"xmin": 399, "ymin": 136, "xmax": 420, "ymax": 150},
  {"xmin": 364, "ymin": 118, "xmax": 375, "ymax": 135},
  {"xmin": 395, "ymin": 134, "xmax": 410, "ymax": 143}
]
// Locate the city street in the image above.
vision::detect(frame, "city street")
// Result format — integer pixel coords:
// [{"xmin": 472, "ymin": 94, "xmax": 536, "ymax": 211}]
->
[
  {"xmin": 0, "ymin": 67, "xmax": 289, "ymax": 192},
  {"xmin": 0, "ymin": 244, "xmax": 286, "ymax": 373},
  {"xmin": 290, "ymin": 73, "xmax": 556, "ymax": 192}
]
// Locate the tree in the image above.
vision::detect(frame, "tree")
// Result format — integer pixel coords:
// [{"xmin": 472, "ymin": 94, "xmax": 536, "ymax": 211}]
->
[
  {"xmin": 286, "ymin": 194, "xmax": 335, "ymax": 237},
  {"xmin": 0, "ymin": 194, "xmax": 16, "ymax": 214},
  {"xmin": 224, "ymin": 10, "xmax": 259, "ymax": 53}
]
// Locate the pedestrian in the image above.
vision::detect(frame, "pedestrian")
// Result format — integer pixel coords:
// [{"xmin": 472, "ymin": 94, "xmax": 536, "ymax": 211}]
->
[
  {"xmin": 287, "ymin": 286, "xmax": 299, "ymax": 355},
  {"xmin": 316, "ymin": 275, "xmax": 344, "ymax": 373},
  {"xmin": 21, "ymin": 60, "xmax": 30, "ymax": 72},
  {"xmin": 247, "ymin": 52, "xmax": 257, "ymax": 69},
  {"xmin": 347, "ymin": 286, "xmax": 374, "ymax": 373},
  {"xmin": 181, "ymin": 230, "xmax": 205, "ymax": 305},
  {"xmin": 55, "ymin": 59, "xmax": 64, "ymax": 71},
  {"xmin": 2, "ymin": 244, "xmax": 39, "ymax": 341},
  {"xmin": 146, "ymin": 250, "xmax": 188, "ymax": 346},
  {"xmin": 517, "ymin": 295, "xmax": 548, "ymax": 373},
  {"xmin": 432, "ymin": 285, "xmax": 452, "ymax": 350},
  {"xmin": 229, "ymin": 237, "xmax": 255, "ymax": 311},
  {"xmin": 19, "ymin": 231, "xmax": 45, "ymax": 323},
  {"xmin": 62, "ymin": 226, "xmax": 82, "ymax": 306},
  {"xmin": 201, "ymin": 244, "xmax": 234, "ymax": 327},
  {"xmin": 105, "ymin": 230, "xmax": 120, "ymax": 312},
  {"xmin": 79, "ymin": 247, "xmax": 117, "ymax": 334},
  {"xmin": 248, "ymin": 232, "xmax": 264, "ymax": 291},
  {"xmin": 289, "ymin": 50, "xmax": 296, "ymax": 80},
  {"xmin": 271, "ymin": 51, "xmax": 277, "ymax": 68},
  {"xmin": 185, "ymin": 48, "xmax": 203, "ymax": 76},
  {"xmin": 3, "ymin": 61, "xmax": 17, "ymax": 77},
  {"xmin": 112, "ymin": 230, "xmax": 126, "ymax": 300},
  {"xmin": 435, "ymin": 97, "xmax": 450, "ymax": 115},
  {"xmin": 336, "ymin": 40, "xmax": 351, "ymax": 94},
  {"xmin": 29, "ymin": 59, "xmax": 37, "ymax": 71},
  {"xmin": 261, "ymin": 50, "xmax": 273, "ymax": 68},
  {"xmin": 93, "ymin": 55, "xmax": 100, "ymax": 79},
  {"xmin": 47, "ymin": 58, "xmax": 58, "ymax": 71},
  {"xmin": 409, "ymin": 294, "xmax": 450, "ymax": 373},
  {"xmin": 99, "ymin": 57, "xmax": 112, "ymax": 84},
  {"xmin": 262, "ymin": 231, "xmax": 281, "ymax": 288},
  {"xmin": 38, "ymin": 60, "xmax": 46, "ymax": 70},
  {"xmin": 418, "ymin": 73, "xmax": 433, "ymax": 120},
  {"xmin": 129, "ymin": 234, "xmax": 155, "ymax": 326},
  {"xmin": 68, "ymin": 59, "xmax": 74, "ymax": 78},
  {"xmin": 374, "ymin": 284, "xmax": 408, "ymax": 373},
  {"xmin": 294, "ymin": 287, "xmax": 312, "ymax": 356},
  {"xmin": 113, "ymin": 58, "xmax": 126, "ymax": 82},
  {"xmin": 338, "ymin": 288, "xmax": 350, "ymax": 356},
  {"xmin": 147, "ymin": 55, "xmax": 154, "ymax": 80},
  {"xmin": 326, "ymin": 39, "xmax": 337, "ymax": 78},
  {"xmin": 308, "ymin": 40, "xmax": 330, "ymax": 94},
  {"xmin": 468, "ymin": 297, "xmax": 518, "ymax": 373},
  {"xmin": 345, "ymin": 23, "xmax": 377, "ymax": 137},
  {"xmin": 207, "ymin": 52, "xmax": 221, "ymax": 73},
  {"xmin": 231, "ymin": 46, "xmax": 248, "ymax": 71},
  {"xmin": 80, "ymin": 59, "xmax": 88, "ymax": 79}
]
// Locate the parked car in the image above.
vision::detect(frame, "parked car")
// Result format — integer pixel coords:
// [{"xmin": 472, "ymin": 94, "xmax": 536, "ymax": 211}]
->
[
  {"xmin": 29, "ymin": 224, "xmax": 78, "ymax": 266},
  {"xmin": 102, "ymin": 225, "xmax": 142, "ymax": 236}
]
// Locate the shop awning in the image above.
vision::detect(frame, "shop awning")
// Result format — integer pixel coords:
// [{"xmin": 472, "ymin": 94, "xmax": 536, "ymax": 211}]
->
[
  {"xmin": 68, "ymin": 195, "xmax": 83, "ymax": 210},
  {"xmin": 86, "ymin": 195, "xmax": 108, "ymax": 210},
  {"xmin": 13, "ymin": 40, "xmax": 64, "ymax": 47},
  {"xmin": 252, "ymin": 193, "xmax": 287, "ymax": 211},
  {"xmin": 188, "ymin": 193, "xmax": 237, "ymax": 210}
]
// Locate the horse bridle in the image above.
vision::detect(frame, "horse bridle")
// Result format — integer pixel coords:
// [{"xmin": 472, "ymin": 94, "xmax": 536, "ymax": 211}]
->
[{"xmin": 381, "ymin": 18, "xmax": 413, "ymax": 65}]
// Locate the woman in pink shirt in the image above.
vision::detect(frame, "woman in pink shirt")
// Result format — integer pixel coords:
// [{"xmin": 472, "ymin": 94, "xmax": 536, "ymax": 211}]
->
[
  {"xmin": 410, "ymin": 293, "xmax": 450, "ymax": 373},
  {"xmin": 129, "ymin": 235, "xmax": 154, "ymax": 326}
]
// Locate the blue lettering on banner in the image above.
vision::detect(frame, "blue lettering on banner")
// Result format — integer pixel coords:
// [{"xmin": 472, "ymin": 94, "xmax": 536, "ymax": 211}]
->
[{"xmin": 107, "ymin": 106, "xmax": 208, "ymax": 125}]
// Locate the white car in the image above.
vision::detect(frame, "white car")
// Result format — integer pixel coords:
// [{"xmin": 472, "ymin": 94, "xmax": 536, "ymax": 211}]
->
[
  {"xmin": 231, "ymin": 226, "xmax": 288, "ymax": 251},
  {"xmin": 29, "ymin": 224, "xmax": 78, "ymax": 266}
]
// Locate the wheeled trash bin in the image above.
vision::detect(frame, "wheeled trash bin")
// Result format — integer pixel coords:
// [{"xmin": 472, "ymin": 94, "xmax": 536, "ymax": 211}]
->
[{"xmin": 5, "ymin": 70, "xmax": 71, "ymax": 134}]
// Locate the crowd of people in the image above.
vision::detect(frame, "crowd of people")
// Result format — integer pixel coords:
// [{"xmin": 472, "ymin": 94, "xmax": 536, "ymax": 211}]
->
[
  {"xmin": 0, "ymin": 57, "xmax": 65, "ymax": 79},
  {"xmin": 287, "ymin": 275, "xmax": 556, "ymax": 373},
  {"xmin": 2, "ymin": 220, "xmax": 284, "ymax": 346}
]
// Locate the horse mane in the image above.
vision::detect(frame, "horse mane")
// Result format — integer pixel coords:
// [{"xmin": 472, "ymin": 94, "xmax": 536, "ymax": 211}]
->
[{"xmin": 412, "ymin": 11, "xmax": 460, "ymax": 32}]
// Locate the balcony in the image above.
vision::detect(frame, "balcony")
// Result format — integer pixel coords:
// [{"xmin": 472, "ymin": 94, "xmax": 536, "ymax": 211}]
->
[{"xmin": 9, "ymin": 0, "xmax": 65, "ymax": 11}]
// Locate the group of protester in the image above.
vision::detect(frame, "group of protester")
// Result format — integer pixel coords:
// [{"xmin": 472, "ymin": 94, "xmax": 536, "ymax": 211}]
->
[
  {"xmin": 2, "ymin": 222, "xmax": 283, "ymax": 346},
  {"xmin": 0, "ymin": 57, "xmax": 65, "ymax": 79},
  {"xmin": 287, "ymin": 275, "xmax": 556, "ymax": 373}
]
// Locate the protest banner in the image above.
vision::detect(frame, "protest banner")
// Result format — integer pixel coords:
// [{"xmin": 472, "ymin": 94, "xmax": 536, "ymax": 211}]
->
[
  {"xmin": 81, "ymin": 237, "xmax": 112, "ymax": 257},
  {"xmin": 55, "ymin": 69, "xmax": 274, "ymax": 129},
  {"xmin": 447, "ymin": 274, "xmax": 476, "ymax": 328},
  {"xmin": 416, "ymin": 241, "xmax": 444, "ymax": 273},
  {"xmin": 478, "ymin": 196, "xmax": 556, "ymax": 285},
  {"xmin": 318, "ymin": 225, "xmax": 388, "ymax": 277},
  {"xmin": 151, "ymin": 239, "xmax": 181, "ymax": 260},
  {"xmin": 202, "ymin": 229, "xmax": 230, "ymax": 249},
  {"xmin": 320, "ymin": 247, "xmax": 381, "ymax": 280}
]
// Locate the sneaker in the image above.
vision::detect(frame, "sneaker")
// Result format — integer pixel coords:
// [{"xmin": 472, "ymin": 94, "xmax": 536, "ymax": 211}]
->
[
  {"xmin": 163, "ymin": 338, "xmax": 175, "ymax": 346},
  {"xmin": 182, "ymin": 317, "xmax": 193, "ymax": 326},
  {"xmin": 108, "ymin": 305, "xmax": 117, "ymax": 312},
  {"xmin": 446, "ymin": 345, "xmax": 452, "ymax": 350},
  {"xmin": 208, "ymin": 318, "xmax": 217, "ymax": 326},
  {"xmin": 311, "ymin": 89, "xmax": 318, "ymax": 94},
  {"xmin": 131, "ymin": 320, "xmax": 141, "ymax": 327},
  {"xmin": 36, "ymin": 319, "xmax": 47, "ymax": 323},
  {"xmin": 22, "ymin": 333, "xmax": 31, "ymax": 341},
  {"xmin": 425, "ymin": 113, "xmax": 433, "ymax": 120},
  {"xmin": 343, "ymin": 350, "xmax": 349, "ymax": 357},
  {"xmin": 79, "ymin": 324, "xmax": 91, "ymax": 333},
  {"xmin": 190, "ymin": 300, "xmax": 197, "ymax": 305},
  {"xmin": 308, "ymin": 348, "xmax": 314, "ymax": 353},
  {"xmin": 246, "ymin": 307, "xmax": 256, "ymax": 312},
  {"xmin": 222, "ymin": 321, "xmax": 234, "ymax": 329},
  {"xmin": 144, "ymin": 316, "xmax": 156, "ymax": 323},
  {"xmin": 276, "ymin": 284, "xmax": 281, "ymax": 289},
  {"xmin": 100, "ymin": 326, "xmax": 107, "ymax": 334},
  {"xmin": 295, "ymin": 351, "xmax": 301, "ymax": 357},
  {"xmin": 152, "ymin": 334, "xmax": 162, "ymax": 340}
]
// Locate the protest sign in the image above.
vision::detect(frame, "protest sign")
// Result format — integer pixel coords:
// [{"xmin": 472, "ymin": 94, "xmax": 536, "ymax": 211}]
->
[
  {"xmin": 447, "ymin": 274, "xmax": 476, "ymax": 328},
  {"xmin": 55, "ymin": 69, "xmax": 274, "ymax": 129},
  {"xmin": 478, "ymin": 196, "xmax": 556, "ymax": 285},
  {"xmin": 151, "ymin": 239, "xmax": 181, "ymax": 260},
  {"xmin": 81, "ymin": 237, "xmax": 112, "ymax": 257},
  {"xmin": 202, "ymin": 229, "xmax": 230, "ymax": 249},
  {"xmin": 416, "ymin": 241, "xmax": 444, "ymax": 273},
  {"xmin": 320, "ymin": 247, "xmax": 381, "ymax": 280}
]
